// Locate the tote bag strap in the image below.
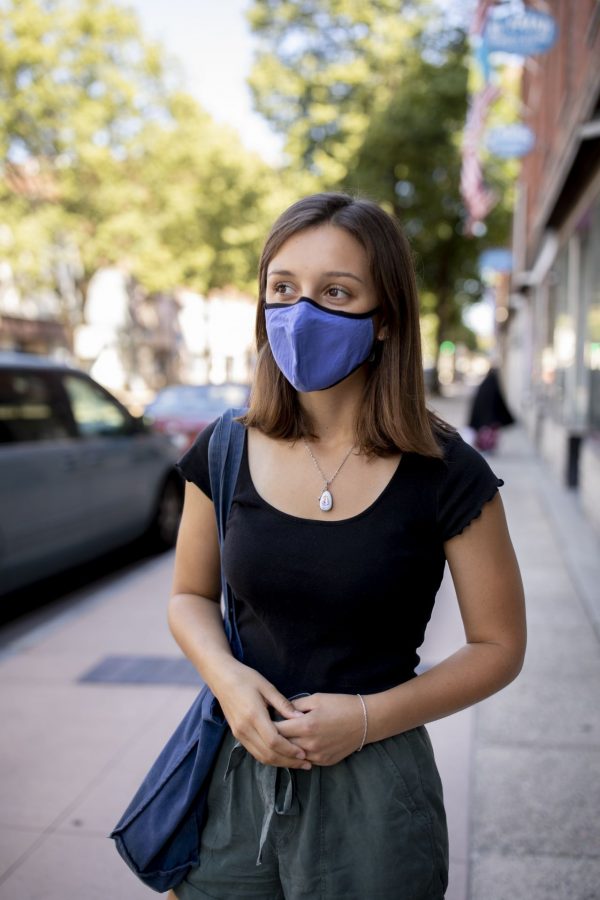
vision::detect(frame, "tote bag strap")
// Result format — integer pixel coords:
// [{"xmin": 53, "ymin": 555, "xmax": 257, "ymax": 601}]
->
[{"xmin": 207, "ymin": 406, "xmax": 247, "ymax": 661}]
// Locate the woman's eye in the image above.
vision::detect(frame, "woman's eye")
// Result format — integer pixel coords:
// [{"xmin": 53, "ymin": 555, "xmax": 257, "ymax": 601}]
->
[
  {"xmin": 272, "ymin": 283, "xmax": 293, "ymax": 296},
  {"xmin": 325, "ymin": 286, "xmax": 350, "ymax": 299}
]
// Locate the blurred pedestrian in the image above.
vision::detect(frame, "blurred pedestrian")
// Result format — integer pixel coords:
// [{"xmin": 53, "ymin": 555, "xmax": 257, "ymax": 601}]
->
[
  {"xmin": 168, "ymin": 193, "xmax": 526, "ymax": 899},
  {"xmin": 468, "ymin": 366, "xmax": 515, "ymax": 452}
]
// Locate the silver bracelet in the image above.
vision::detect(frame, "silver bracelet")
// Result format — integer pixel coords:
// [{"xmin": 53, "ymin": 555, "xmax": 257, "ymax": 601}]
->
[{"xmin": 356, "ymin": 693, "xmax": 368, "ymax": 752}]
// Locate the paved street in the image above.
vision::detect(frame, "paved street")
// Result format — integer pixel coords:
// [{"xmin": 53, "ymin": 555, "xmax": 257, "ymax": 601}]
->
[{"xmin": 0, "ymin": 393, "xmax": 599, "ymax": 899}]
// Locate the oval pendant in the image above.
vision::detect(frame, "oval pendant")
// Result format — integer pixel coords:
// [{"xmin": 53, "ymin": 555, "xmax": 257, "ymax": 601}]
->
[{"xmin": 319, "ymin": 489, "xmax": 333, "ymax": 512}]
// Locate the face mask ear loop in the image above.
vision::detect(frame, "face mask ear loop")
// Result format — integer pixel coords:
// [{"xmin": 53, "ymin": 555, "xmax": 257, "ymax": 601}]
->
[
  {"xmin": 368, "ymin": 330, "xmax": 386, "ymax": 366},
  {"xmin": 368, "ymin": 311, "xmax": 386, "ymax": 364}
]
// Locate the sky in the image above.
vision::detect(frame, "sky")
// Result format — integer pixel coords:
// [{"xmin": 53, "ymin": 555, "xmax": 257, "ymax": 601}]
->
[
  {"xmin": 120, "ymin": 1, "xmax": 474, "ymax": 167},
  {"xmin": 122, "ymin": 0, "xmax": 284, "ymax": 164}
]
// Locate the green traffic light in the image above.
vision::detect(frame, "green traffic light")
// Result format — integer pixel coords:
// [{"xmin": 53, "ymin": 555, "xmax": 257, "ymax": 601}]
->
[{"xmin": 439, "ymin": 340, "xmax": 456, "ymax": 353}]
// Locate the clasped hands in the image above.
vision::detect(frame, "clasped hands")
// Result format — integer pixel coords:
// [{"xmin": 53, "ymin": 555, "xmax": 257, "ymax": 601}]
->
[{"xmin": 214, "ymin": 662, "xmax": 366, "ymax": 770}]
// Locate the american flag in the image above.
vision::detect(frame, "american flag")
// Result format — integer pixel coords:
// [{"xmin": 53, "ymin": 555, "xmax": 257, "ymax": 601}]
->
[
  {"xmin": 470, "ymin": 0, "xmax": 498, "ymax": 36},
  {"xmin": 460, "ymin": 83, "xmax": 501, "ymax": 232},
  {"xmin": 463, "ymin": 83, "xmax": 501, "ymax": 150},
  {"xmin": 461, "ymin": 148, "xmax": 498, "ymax": 229}
]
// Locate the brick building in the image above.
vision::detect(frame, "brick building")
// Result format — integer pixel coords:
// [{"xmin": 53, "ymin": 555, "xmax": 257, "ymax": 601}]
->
[{"xmin": 504, "ymin": 0, "xmax": 600, "ymax": 534}]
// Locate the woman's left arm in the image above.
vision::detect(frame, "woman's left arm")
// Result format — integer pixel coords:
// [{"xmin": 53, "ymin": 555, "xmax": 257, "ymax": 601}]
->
[
  {"xmin": 365, "ymin": 490, "xmax": 526, "ymax": 741},
  {"xmin": 275, "ymin": 492, "xmax": 526, "ymax": 763}
]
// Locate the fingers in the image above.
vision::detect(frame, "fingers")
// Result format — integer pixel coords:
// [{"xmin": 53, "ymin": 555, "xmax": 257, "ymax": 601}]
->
[
  {"xmin": 255, "ymin": 684, "xmax": 310, "ymax": 764},
  {"xmin": 225, "ymin": 685, "xmax": 311, "ymax": 768},
  {"xmin": 274, "ymin": 692, "xmax": 319, "ymax": 743},
  {"xmin": 291, "ymin": 694, "xmax": 317, "ymax": 713},
  {"xmin": 265, "ymin": 687, "xmax": 305, "ymax": 721},
  {"xmin": 231, "ymin": 716, "xmax": 311, "ymax": 769},
  {"xmin": 275, "ymin": 693, "xmax": 364, "ymax": 767},
  {"xmin": 275, "ymin": 715, "xmax": 311, "ymax": 740},
  {"xmin": 250, "ymin": 720, "xmax": 312, "ymax": 770},
  {"xmin": 274, "ymin": 714, "xmax": 319, "ymax": 761}
]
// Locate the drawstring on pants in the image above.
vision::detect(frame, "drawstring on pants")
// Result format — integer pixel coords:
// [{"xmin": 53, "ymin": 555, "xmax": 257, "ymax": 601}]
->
[{"xmin": 224, "ymin": 741, "xmax": 299, "ymax": 865}]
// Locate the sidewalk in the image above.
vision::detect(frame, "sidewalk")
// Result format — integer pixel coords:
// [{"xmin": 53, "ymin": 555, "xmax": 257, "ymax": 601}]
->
[
  {"xmin": 430, "ymin": 391, "xmax": 600, "ymax": 900},
  {"xmin": 0, "ymin": 393, "xmax": 599, "ymax": 899}
]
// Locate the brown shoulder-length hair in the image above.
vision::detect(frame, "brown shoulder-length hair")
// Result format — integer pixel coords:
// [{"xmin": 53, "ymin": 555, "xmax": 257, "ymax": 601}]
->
[{"xmin": 242, "ymin": 192, "xmax": 453, "ymax": 458}]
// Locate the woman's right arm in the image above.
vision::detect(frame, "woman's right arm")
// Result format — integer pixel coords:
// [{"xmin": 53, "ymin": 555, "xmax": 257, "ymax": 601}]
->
[{"xmin": 169, "ymin": 480, "xmax": 310, "ymax": 769}]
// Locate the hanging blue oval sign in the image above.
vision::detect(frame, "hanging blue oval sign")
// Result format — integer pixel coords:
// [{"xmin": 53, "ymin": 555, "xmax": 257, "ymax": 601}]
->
[
  {"xmin": 484, "ymin": 7, "xmax": 558, "ymax": 56},
  {"xmin": 485, "ymin": 124, "xmax": 536, "ymax": 158},
  {"xmin": 479, "ymin": 248, "xmax": 513, "ymax": 273}
]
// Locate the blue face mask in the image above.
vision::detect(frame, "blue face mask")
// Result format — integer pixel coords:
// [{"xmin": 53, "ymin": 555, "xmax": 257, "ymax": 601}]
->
[{"xmin": 264, "ymin": 296, "xmax": 380, "ymax": 393}]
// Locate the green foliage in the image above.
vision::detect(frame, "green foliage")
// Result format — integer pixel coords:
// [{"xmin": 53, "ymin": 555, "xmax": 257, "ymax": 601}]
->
[
  {"xmin": 0, "ymin": 0, "xmax": 167, "ymax": 163},
  {"xmin": 247, "ymin": 0, "xmax": 515, "ymax": 350},
  {"xmin": 0, "ymin": 0, "xmax": 281, "ymax": 309},
  {"xmin": 66, "ymin": 91, "xmax": 280, "ymax": 294}
]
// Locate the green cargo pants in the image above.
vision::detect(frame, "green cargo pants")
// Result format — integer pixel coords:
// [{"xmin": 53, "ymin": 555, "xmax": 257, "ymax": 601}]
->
[{"xmin": 174, "ymin": 725, "xmax": 448, "ymax": 899}]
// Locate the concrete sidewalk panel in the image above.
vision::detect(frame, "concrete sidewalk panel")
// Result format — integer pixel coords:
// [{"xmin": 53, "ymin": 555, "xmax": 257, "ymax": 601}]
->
[
  {"xmin": 472, "ymin": 744, "xmax": 600, "ymax": 857},
  {"xmin": 428, "ymin": 709, "xmax": 473, "ymax": 862},
  {"xmin": 420, "ymin": 557, "xmax": 472, "ymax": 900},
  {"xmin": 520, "ymin": 577, "xmax": 588, "ymax": 627},
  {"xmin": 428, "ymin": 710, "xmax": 473, "ymax": 900},
  {"xmin": 446, "ymin": 860, "xmax": 468, "ymax": 900},
  {"xmin": 477, "ymin": 674, "xmax": 600, "ymax": 747},
  {"xmin": 519, "ymin": 623, "xmax": 600, "ymax": 677},
  {"xmin": 55, "ymin": 687, "xmax": 198, "ymax": 836},
  {"xmin": 40, "ymin": 595, "xmax": 177, "ymax": 657},
  {"xmin": 0, "ymin": 649, "xmax": 111, "ymax": 684},
  {"xmin": 26, "ymin": 556, "xmax": 177, "ymax": 659},
  {"xmin": 470, "ymin": 852, "xmax": 600, "ymax": 900},
  {"xmin": 0, "ymin": 828, "xmax": 43, "ymax": 883},
  {"xmin": 507, "ymin": 527, "xmax": 561, "ymax": 561},
  {"xmin": 0, "ymin": 831, "xmax": 152, "ymax": 900},
  {"xmin": 0, "ymin": 683, "xmax": 176, "ymax": 831}
]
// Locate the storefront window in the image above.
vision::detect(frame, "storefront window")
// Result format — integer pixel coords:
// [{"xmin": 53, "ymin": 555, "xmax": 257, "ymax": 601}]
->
[
  {"xmin": 581, "ymin": 201, "xmax": 600, "ymax": 433},
  {"xmin": 546, "ymin": 247, "xmax": 570, "ymax": 422}
]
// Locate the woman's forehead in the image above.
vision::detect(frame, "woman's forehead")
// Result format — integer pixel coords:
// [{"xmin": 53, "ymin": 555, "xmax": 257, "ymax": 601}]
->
[{"xmin": 268, "ymin": 224, "xmax": 369, "ymax": 276}]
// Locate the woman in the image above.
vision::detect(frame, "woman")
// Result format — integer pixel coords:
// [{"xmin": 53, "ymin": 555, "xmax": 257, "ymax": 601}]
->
[
  {"xmin": 468, "ymin": 365, "xmax": 516, "ymax": 452},
  {"xmin": 168, "ymin": 193, "xmax": 526, "ymax": 899}
]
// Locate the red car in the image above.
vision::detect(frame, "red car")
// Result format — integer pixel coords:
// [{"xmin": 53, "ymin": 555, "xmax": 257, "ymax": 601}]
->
[{"xmin": 144, "ymin": 383, "xmax": 250, "ymax": 452}]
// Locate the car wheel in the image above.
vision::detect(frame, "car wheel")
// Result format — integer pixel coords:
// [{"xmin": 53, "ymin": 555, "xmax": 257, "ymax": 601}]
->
[{"xmin": 148, "ymin": 476, "xmax": 183, "ymax": 550}]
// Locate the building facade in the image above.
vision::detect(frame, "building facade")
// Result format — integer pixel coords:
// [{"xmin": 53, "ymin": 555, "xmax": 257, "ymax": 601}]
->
[{"xmin": 504, "ymin": 0, "xmax": 600, "ymax": 533}]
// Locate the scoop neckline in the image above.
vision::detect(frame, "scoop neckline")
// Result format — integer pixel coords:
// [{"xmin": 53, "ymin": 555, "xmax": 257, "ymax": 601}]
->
[{"xmin": 242, "ymin": 431, "xmax": 406, "ymax": 526}]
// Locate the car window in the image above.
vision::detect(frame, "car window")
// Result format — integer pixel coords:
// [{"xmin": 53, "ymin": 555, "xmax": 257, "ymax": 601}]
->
[
  {"xmin": 0, "ymin": 369, "xmax": 72, "ymax": 444},
  {"xmin": 152, "ymin": 384, "xmax": 248, "ymax": 412},
  {"xmin": 62, "ymin": 374, "xmax": 130, "ymax": 437},
  {"xmin": 208, "ymin": 385, "xmax": 248, "ymax": 407}
]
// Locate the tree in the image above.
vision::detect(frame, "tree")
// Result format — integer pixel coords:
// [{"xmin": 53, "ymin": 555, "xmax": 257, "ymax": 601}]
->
[
  {"xmin": 247, "ymin": 0, "xmax": 514, "ymax": 375},
  {"xmin": 248, "ymin": 0, "xmax": 427, "ymax": 180},
  {"xmin": 345, "ymin": 27, "xmax": 512, "ymax": 353},
  {"xmin": 1, "ymin": 0, "xmax": 169, "ymax": 316},
  {"xmin": 71, "ymin": 90, "xmax": 283, "ymax": 296},
  {"xmin": 0, "ymin": 0, "xmax": 169, "ymax": 163},
  {"xmin": 0, "ymin": 0, "xmax": 287, "ymax": 321}
]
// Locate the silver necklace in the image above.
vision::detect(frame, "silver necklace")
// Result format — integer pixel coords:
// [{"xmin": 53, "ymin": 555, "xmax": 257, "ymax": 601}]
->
[{"xmin": 302, "ymin": 439, "xmax": 356, "ymax": 512}]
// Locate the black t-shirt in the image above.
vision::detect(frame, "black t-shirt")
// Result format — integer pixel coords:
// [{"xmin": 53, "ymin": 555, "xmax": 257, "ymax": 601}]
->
[{"xmin": 176, "ymin": 420, "xmax": 504, "ymax": 698}]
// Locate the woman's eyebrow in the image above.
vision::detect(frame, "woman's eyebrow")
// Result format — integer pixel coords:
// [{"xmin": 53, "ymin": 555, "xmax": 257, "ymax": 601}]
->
[
  {"xmin": 267, "ymin": 269, "xmax": 365, "ymax": 284},
  {"xmin": 325, "ymin": 270, "xmax": 365, "ymax": 284}
]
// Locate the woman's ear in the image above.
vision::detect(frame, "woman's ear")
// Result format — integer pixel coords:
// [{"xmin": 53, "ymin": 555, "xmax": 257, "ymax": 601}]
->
[{"xmin": 377, "ymin": 323, "xmax": 389, "ymax": 341}]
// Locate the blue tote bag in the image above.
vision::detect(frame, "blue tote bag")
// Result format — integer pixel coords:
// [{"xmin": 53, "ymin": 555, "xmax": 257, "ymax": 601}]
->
[{"xmin": 110, "ymin": 408, "xmax": 246, "ymax": 893}]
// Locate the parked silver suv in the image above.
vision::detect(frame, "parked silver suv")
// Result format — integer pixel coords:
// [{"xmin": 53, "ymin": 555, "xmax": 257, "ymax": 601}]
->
[{"xmin": 0, "ymin": 352, "xmax": 183, "ymax": 594}]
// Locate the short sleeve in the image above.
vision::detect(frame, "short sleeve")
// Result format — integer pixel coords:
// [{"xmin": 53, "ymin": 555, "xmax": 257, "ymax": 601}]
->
[
  {"xmin": 175, "ymin": 419, "xmax": 219, "ymax": 500},
  {"xmin": 437, "ymin": 433, "xmax": 504, "ymax": 541}
]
